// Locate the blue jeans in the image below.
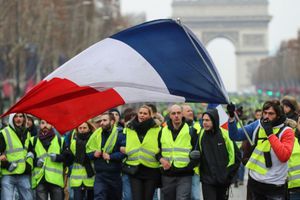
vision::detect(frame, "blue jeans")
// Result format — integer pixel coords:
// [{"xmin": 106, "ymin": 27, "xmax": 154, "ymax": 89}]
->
[
  {"xmin": 94, "ymin": 172, "xmax": 122, "ymax": 200},
  {"xmin": 238, "ymin": 163, "xmax": 245, "ymax": 182},
  {"xmin": 122, "ymin": 174, "xmax": 132, "ymax": 200},
  {"xmin": 289, "ymin": 191, "xmax": 300, "ymax": 200},
  {"xmin": 191, "ymin": 174, "xmax": 201, "ymax": 200},
  {"xmin": 1, "ymin": 175, "xmax": 33, "ymax": 200}
]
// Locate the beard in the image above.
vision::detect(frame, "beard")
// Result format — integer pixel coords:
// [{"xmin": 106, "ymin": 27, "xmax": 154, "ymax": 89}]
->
[
  {"xmin": 41, "ymin": 127, "xmax": 51, "ymax": 134},
  {"xmin": 102, "ymin": 124, "xmax": 112, "ymax": 132}
]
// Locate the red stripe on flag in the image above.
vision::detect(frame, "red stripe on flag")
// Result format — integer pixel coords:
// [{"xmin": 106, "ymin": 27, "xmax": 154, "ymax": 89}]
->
[
  {"xmin": 2, "ymin": 78, "xmax": 125, "ymax": 133},
  {"xmin": 221, "ymin": 122, "xmax": 228, "ymax": 130}
]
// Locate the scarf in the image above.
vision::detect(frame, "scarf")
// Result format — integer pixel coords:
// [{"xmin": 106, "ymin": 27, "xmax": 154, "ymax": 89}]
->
[
  {"xmin": 75, "ymin": 132, "xmax": 91, "ymax": 165},
  {"xmin": 38, "ymin": 129, "xmax": 55, "ymax": 151}
]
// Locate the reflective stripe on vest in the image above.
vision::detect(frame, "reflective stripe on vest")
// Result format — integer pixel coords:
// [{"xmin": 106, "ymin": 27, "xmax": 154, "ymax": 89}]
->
[
  {"xmin": 246, "ymin": 126, "xmax": 287, "ymax": 175},
  {"xmin": 103, "ymin": 126, "xmax": 118, "ymax": 153},
  {"xmin": 161, "ymin": 124, "xmax": 192, "ymax": 168},
  {"xmin": 1, "ymin": 127, "xmax": 30, "ymax": 175},
  {"xmin": 126, "ymin": 127, "xmax": 160, "ymax": 168},
  {"xmin": 86, "ymin": 126, "xmax": 118, "ymax": 154},
  {"xmin": 288, "ymin": 138, "xmax": 300, "ymax": 189},
  {"xmin": 32, "ymin": 136, "xmax": 64, "ymax": 188},
  {"xmin": 70, "ymin": 139, "xmax": 94, "ymax": 187}
]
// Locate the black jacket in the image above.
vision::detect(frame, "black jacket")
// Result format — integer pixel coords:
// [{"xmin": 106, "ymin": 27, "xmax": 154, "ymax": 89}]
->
[{"xmin": 199, "ymin": 109, "xmax": 231, "ymax": 186}]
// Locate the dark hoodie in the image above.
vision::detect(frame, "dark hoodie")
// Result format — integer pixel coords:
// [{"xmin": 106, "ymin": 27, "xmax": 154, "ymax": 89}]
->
[{"xmin": 200, "ymin": 109, "xmax": 230, "ymax": 186}]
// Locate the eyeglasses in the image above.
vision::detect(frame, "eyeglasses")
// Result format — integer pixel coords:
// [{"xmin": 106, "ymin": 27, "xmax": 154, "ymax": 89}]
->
[{"xmin": 263, "ymin": 111, "xmax": 276, "ymax": 116}]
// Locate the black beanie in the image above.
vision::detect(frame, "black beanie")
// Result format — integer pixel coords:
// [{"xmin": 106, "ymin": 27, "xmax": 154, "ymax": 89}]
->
[{"xmin": 109, "ymin": 108, "xmax": 121, "ymax": 117}]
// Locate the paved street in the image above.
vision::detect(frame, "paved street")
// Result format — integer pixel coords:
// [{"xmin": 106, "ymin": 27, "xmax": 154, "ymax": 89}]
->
[{"xmin": 230, "ymin": 182, "xmax": 247, "ymax": 200}]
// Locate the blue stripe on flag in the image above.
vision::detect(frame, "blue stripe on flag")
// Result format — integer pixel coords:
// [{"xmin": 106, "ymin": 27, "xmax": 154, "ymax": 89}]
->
[{"xmin": 111, "ymin": 19, "xmax": 227, "ymax": 104}]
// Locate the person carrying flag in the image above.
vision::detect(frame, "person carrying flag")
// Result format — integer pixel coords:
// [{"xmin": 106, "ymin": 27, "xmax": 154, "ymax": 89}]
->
[{"xmin": 227, "ymin": 100, "xmax": 294, "ymax": 199}]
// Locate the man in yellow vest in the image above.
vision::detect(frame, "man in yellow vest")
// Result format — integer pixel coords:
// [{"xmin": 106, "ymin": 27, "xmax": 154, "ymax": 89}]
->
[
  {"xmin": 182, "ymin": 104, "xmax": 201, "ymax": 200},
  {"xmin": 31, "ymin": 119, "xmax": 72, "ymax": 200},
  {"xmin": 198, "ymin": 109, "xmax": 238, "ymax": 200},
  {"xmin": 0, "ymin": 113, "xmax": 33, "ymax": 200},
  {"xmin": 158, "ymin": 104, "xmax": 198, "ymax": 200},
  {"xmin": 86, "ymin": 112, "xmax": 125, "ymax": 200},
  {"xmin": 227, "ymin": 100, "xmax": 295, "ymax": 199}
]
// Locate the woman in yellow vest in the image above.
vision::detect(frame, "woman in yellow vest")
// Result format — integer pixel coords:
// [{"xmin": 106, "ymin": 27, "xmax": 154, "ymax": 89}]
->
[
  {"xmin": 70, "ymin": 121, "xmax": 95, "ymax": 200},
  {"xmin": 123, "ymin": 105, "xmax": 161, "ymax": 200}
]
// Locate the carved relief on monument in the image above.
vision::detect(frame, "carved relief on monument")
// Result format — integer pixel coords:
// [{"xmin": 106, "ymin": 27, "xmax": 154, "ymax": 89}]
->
[{"xmin": 243, "ymin": 34, "xmax": 265, "ymax": 46}]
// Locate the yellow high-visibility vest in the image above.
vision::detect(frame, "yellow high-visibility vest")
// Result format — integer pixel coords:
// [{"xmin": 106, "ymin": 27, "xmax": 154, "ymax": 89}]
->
[
  {"xmin": 31, "ymin": 136, "xmax": 64, "ymax": 188},
  {"xmin": 70, "ymin": 138, "xmax": 94, "ymax": 187},
  {"xmin": 288, "ymin": 137, "xmax": 300, "ymax": 189},
  {"xmin": 161, "ymin": 123, "xmax": 192, "ymax": 168},
  {"xmin": 246, "ymin": 127, "xmax": 285, "ymax": 175},
  {"xmin": 125, "ymin": 127, "xmax": 160, "ymax": 168},
  {"xmin": 1, "ymin": 126, "xmax": 32, "ymax": 175}
]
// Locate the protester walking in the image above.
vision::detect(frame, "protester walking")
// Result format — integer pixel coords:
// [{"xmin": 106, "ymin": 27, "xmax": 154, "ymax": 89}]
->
[
  {"xmin": 0, "ymin": 113, "xmax": 33, "ymax": 200},
  {"xmin": 227, "ymin": 100, "xmax": 295, "ymax": 199},
  {"xmin": 87, "ymin": 112, "xmax": 125, "ymax": 200},
  {"xmin": 70, "ymin": 121, "xmax": 95, "ymax": 200},
  {"xmin": 198, "ymin": 109, "xmax": 240, "ymax": 200},
  {"xmin": 158, "ymin": 104, "xmax": 198, "ymax": 200},
  {"xmin": 31, "ymin": 120, "xmax": 72, "ymax": 200},
  {"xmin": 123, "ymin": 105, "xmax": 161, "ymax": 200}
]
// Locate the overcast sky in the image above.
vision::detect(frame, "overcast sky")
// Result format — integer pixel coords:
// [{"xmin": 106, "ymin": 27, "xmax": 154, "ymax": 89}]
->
[{"xmin": 120, "ymin": 0, "xmax": 300, "ymax": 92}]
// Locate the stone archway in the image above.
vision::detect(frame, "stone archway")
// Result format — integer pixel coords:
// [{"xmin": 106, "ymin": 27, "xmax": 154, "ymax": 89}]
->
[{"xmin": 172, "ymin": 0, "xmax": 271, "ymax": 91}]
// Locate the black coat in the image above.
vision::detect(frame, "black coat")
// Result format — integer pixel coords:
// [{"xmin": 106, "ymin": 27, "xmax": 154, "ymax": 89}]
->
[{"xmin": 200, "ymin": 109, "xmax": 230, "ymax": 186}]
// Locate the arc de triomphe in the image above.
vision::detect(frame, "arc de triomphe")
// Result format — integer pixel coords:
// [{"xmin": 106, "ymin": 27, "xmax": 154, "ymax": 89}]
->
[{"xmin": 172, "ymin": 0, "xmax": 271, "ymax": 91}]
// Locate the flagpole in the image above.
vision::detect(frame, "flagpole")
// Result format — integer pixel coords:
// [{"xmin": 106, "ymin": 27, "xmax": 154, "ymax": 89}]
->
[
  {"xmin": 176, "ymin": 19, "xmax": 254, "ymax": 145},
  {"xmin": 234, "ymin": 112, "xmax": 254, "ymax": 146}
]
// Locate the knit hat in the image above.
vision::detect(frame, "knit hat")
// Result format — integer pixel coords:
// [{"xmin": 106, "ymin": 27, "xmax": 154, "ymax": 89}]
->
[{"xmin": 109, "ymin": 108, "xmax": 121, "ymax": 117}]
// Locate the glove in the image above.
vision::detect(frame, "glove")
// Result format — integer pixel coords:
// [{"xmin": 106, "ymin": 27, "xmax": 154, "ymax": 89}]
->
[
  {"xmin": 227, "ymin": 103, "xmax": 236, "ymax": 118},
  {"xmin": 8, "ymin": 162, "xmax": 18, "ymax": 172},
  {"xmin": 49, "ymin": 153, "xmax": 57, "ymax": 162},
  {"xmin": 261, "ymin": 119, "xmax": 273, "ymax": 136},
  {"xmin": 37, "ymin": 158, "xmax": 44, "ymax": 167},
  {"xmin": 189, "ymin": 150, "xmax": 201, "ymax": 160}
]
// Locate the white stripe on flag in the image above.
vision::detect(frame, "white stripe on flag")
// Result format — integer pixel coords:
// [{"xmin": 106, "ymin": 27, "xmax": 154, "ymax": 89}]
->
[
  {"xmin": 215, "ymin": 105, "xmax": 229, "ymax": 126},
  {"xmin": 45, "ymin": 38, "xmax": 185, "ymax": 103}
]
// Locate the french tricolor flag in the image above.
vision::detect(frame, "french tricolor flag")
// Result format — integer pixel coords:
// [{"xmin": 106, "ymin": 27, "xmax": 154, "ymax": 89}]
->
[
  {"xmin": 207, "ymin": 104, "xmax": 229, "ymax": 129},
  {"xmin": 3, "ymin": 19, "xmax": 229, "ymax": 133}
]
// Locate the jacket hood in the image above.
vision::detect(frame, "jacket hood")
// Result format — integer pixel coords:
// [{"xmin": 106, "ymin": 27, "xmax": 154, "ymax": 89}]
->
[
  {"xmin": 203, "ymin": 108, "xmax": 219, "ymax": 130},
  {"xmin": 8, "ymin": 113, "xmax": 26, "ymax": 130}
]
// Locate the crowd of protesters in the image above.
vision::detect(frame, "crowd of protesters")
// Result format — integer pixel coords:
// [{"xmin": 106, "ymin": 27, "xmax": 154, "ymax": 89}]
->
[{"xmin": 0, "ymin": 95, "xmax": 299, "ymax": 200}]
